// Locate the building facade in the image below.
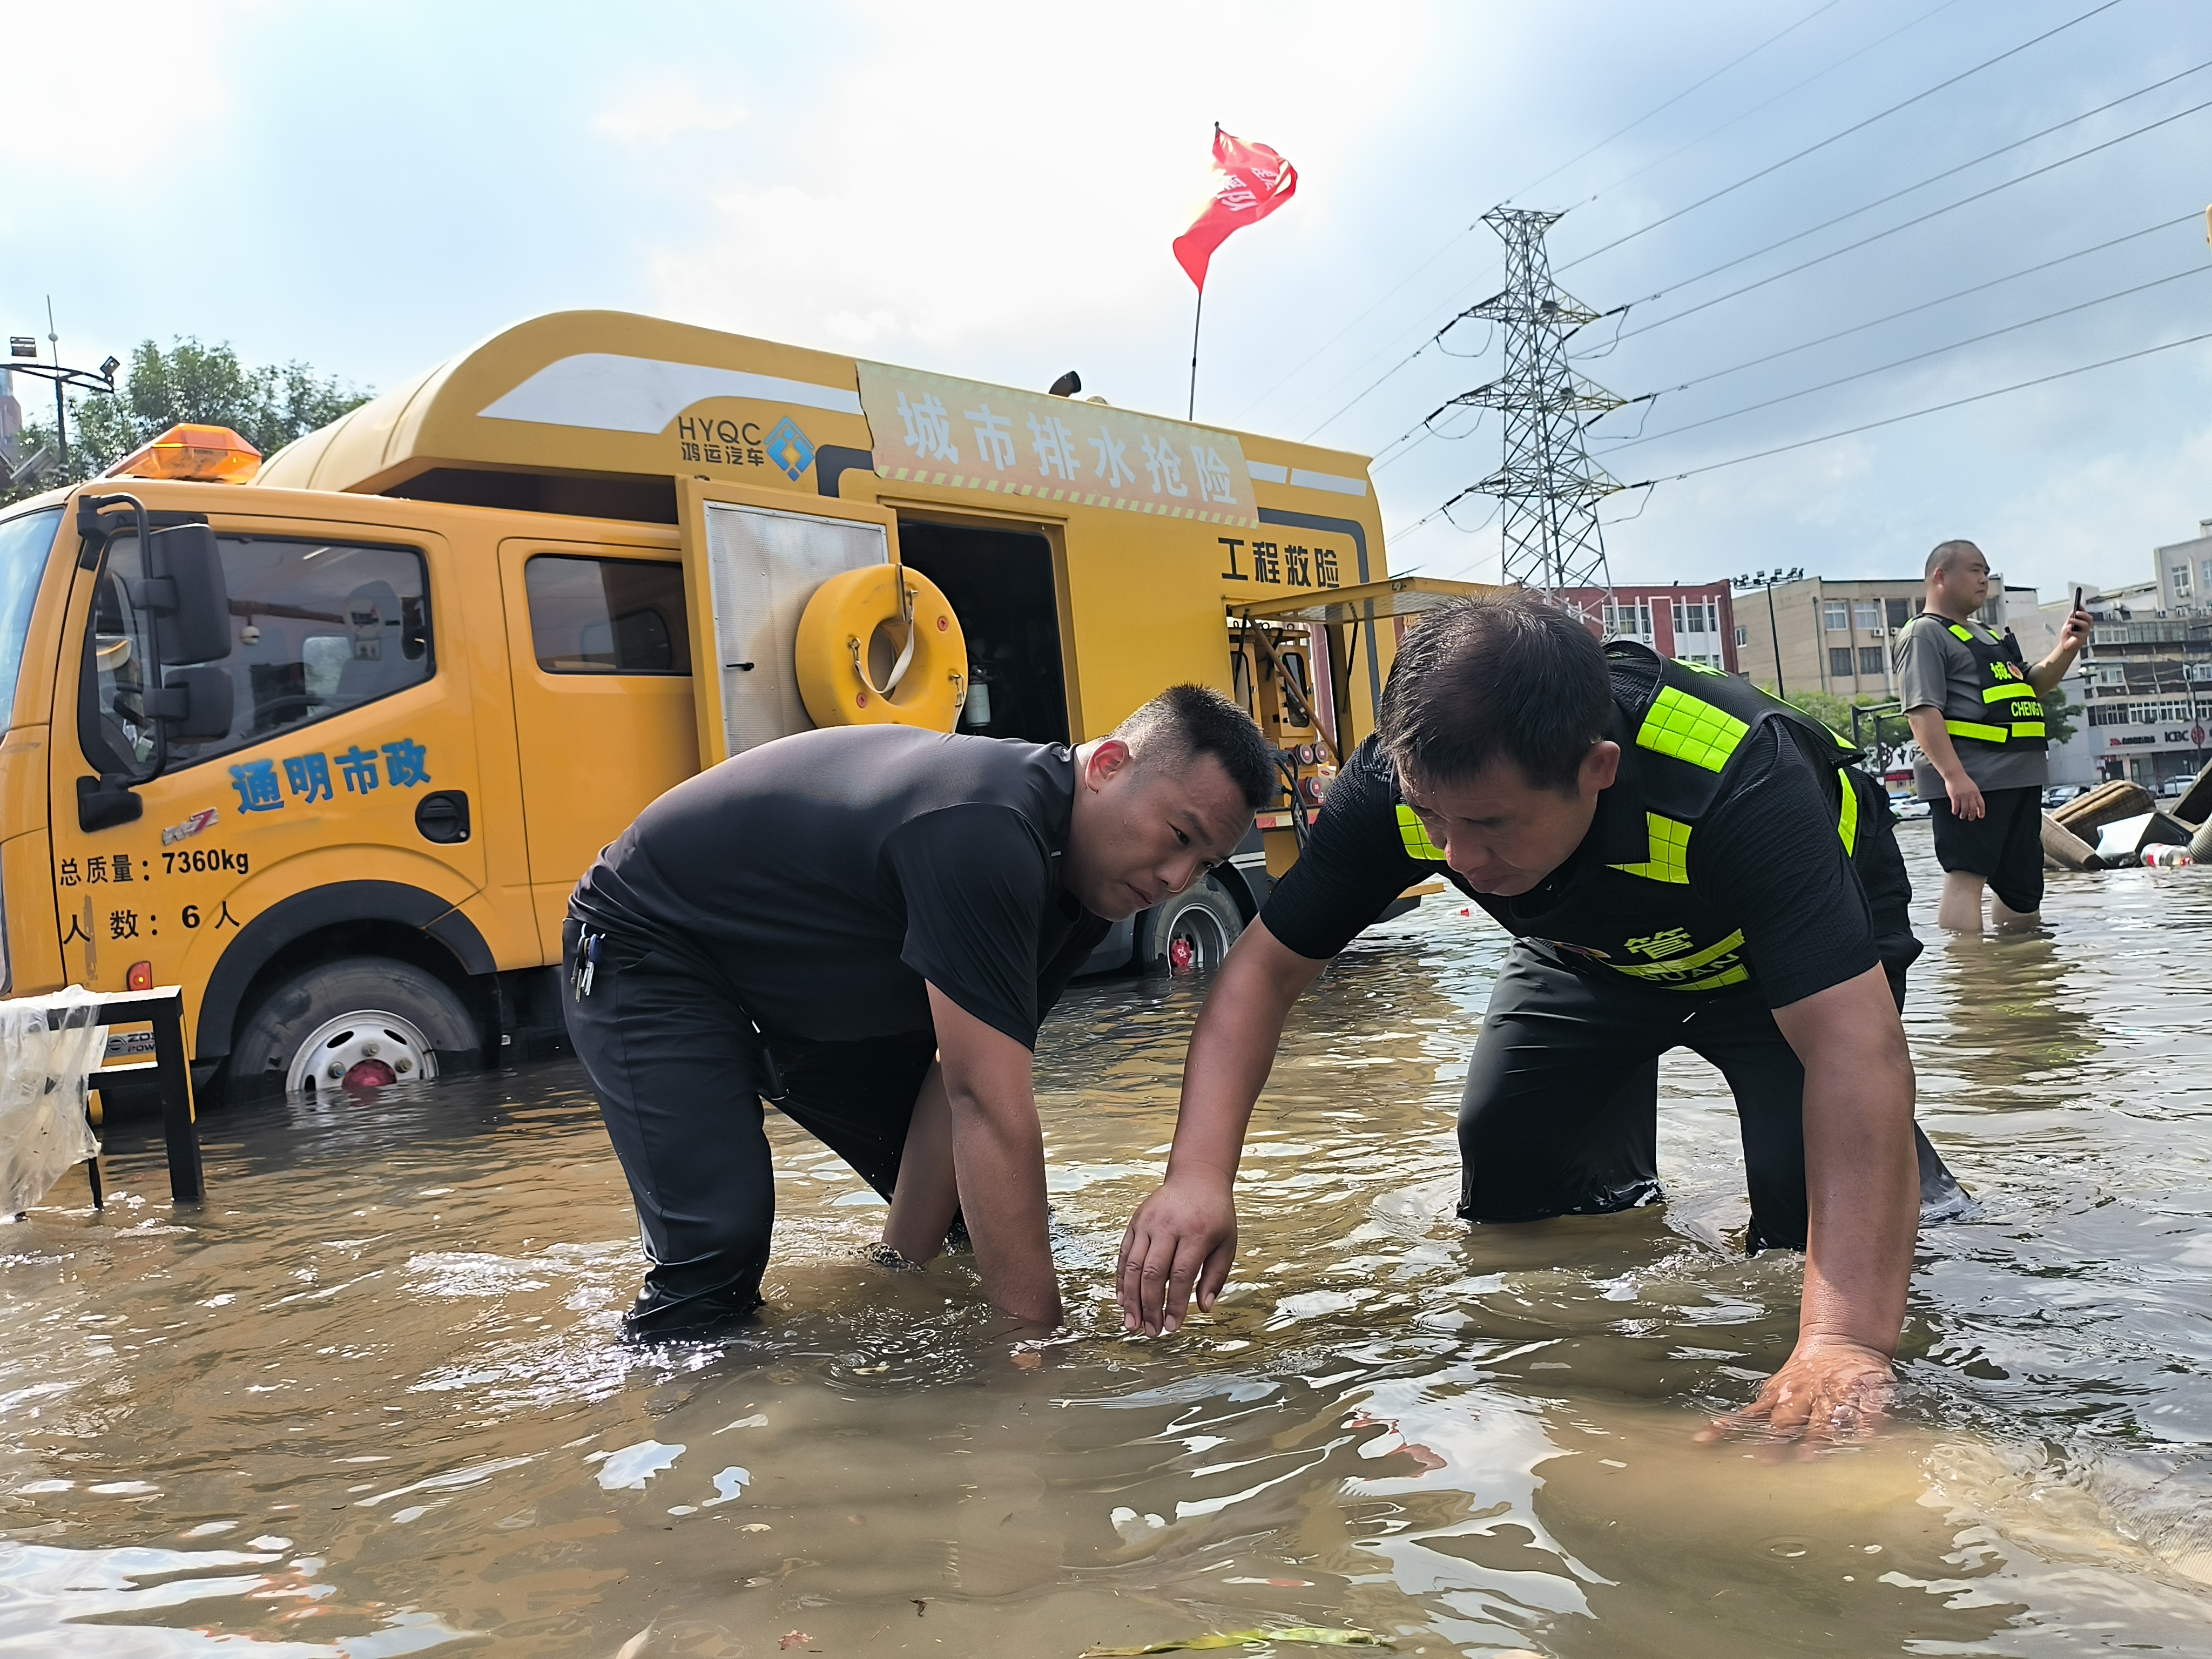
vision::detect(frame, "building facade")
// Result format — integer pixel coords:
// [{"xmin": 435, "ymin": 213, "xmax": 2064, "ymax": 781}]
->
[
  {"xmin": 2047, "ymin": 562, "xmax": 2212, "ymax": 787},
  {"xmin": 1557, "ymin": 582, "xmax": 1738, "ymax": 670},
  {"xmin": 1729, "ymin": 574, "xmax": 2014, "ymax": 699}
]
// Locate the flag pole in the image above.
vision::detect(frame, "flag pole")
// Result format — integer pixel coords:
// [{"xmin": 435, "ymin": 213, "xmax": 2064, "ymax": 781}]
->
[{"xmin": 1186, "ymin": 287, "xmax": 1203, "ymax": 421}]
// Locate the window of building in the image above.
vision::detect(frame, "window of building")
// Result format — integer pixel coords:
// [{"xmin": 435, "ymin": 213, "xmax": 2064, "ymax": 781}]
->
[
  {"xmin": 2088, "ymin": 704, "xmax": 2130, "ymax": 727},
  {"xmin": 1602, "ymin": 601, "xmax": 1653, "ymax": 639},
  {"xmin": 1735, "ymin": 624, "xmax": 1749, "ymax": 648},
  {"xmin": 1858, "ymin": 646, "xmax": 1885, "ymax": 678},
  {"xmin": 2201, "ymin": 558, "xmax": 2211, "ymax": 592},
  {"xmin": 1823, "ymin": 601, "xmax": 1849, "ymax": 633},
  {"xmin": 2175, "ymin": 564, "xmax": 2195, "ymax": 598},
  {"xmin": 1828, "ymin": 646, "xmax": 1854, "ymax": 679},
  {"xmin": 524, "ymin": 556, "xmax": 692, "ymax": 674},
  {"xmin": 83, "ymin": 532, "xmax": 433, "ymax": 777},
  {"xmin": 1672, "ymin": 599, "xmax": 1717, "ymax": 636},
  {"xmin": 1885, "ymin": 597, "xmax": 1912, "ymax": 629},
  {"xmin": 1853, "ymin": 598, "xmax": 1881, "ymax": 631}
]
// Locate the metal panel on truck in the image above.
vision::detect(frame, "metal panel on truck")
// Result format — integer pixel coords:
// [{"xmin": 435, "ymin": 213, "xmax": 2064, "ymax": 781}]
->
[{"xmin": 676, "ymin": 480, "xmax": 902, "ymax": 769}]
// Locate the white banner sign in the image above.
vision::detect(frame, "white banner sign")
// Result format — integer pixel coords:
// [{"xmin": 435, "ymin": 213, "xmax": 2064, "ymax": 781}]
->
[{"xmin": 855, "ymin": 362, "xmax": 1259, "ymax": 531}]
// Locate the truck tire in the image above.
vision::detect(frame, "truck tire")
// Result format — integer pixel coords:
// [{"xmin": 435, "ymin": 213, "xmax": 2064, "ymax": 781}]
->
[
  {"xmin": 231, "ymin": 957, "xmax": 479, "ymax": 1097},
  {"xmin": 1140, "ymin": 876, "xmax": 1243, "ymax": 975}
]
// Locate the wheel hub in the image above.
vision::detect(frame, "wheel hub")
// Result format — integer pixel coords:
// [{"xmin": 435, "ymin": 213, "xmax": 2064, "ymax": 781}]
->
[{"xmin": 286, "ymin": 1009, "xmax": 439, "ymax": 1096}]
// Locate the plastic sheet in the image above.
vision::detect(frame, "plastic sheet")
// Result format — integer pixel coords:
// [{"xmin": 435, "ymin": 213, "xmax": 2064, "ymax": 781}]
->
[{"xmin": 0, "ymin": 987, "xmax": 106, "ymax": 1216}]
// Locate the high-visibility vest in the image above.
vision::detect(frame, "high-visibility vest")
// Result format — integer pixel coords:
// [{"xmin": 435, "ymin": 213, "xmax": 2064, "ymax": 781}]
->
[
  {"xmin": 1394, "ymin": 644, "xmax": 1871, "ymax": 994},
  {"xmin": 1906, "ymin": 613, "xmax": 2046, "ymax": 748}
]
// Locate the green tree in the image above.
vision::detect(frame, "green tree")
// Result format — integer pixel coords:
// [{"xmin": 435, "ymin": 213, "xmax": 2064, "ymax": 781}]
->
[
  {"xmin": 2040, "ymin": 684, "xmax": 2080, "ymax": 745},
  {"xmin": 3, "ymin": 338, "xmax": 369, "ymax": 505},
  {"xmin": 1759, "ymin": 685, "xmax": 1916, "ymax": 772}
]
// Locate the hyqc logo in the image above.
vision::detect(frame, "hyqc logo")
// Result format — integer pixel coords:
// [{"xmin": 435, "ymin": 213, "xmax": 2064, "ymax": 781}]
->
[{"xmin": 765, "ymin": 417, "xmax": 815, "ymax": 482}]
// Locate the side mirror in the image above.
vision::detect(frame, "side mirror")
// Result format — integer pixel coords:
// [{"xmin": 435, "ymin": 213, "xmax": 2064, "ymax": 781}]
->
[
  {"xmin": 146, "ymin": 524, "xmax": 233, "ymax": 665},
  {"xmin": 143, "ymin": 665, "xmax": 234, "ymax": 741}
]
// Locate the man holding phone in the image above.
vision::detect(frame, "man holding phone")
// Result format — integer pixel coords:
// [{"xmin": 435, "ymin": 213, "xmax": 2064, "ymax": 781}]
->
[{"xmin": 1896, "ymin": 541, "xmax": 2091, "ymax": 931}]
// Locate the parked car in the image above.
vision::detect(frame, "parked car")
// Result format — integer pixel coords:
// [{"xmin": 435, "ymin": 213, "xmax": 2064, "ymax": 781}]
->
[
  {"xmin": 1891, "ymin": 795, "xmax": 1932, "ymax": 821},
  {"xmin": 2158, "ymin": 776, "xmax": 2194, "ymax": 799},
  {"xmin": 2044, "ymin": 783, "xmax": 2088, "ymax": 808}
]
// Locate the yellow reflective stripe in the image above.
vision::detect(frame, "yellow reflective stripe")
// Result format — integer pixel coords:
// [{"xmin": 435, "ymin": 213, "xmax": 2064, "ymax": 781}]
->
[
  {"xmin": 1981, "ymin": 681, "xmax": 2038, "ymax": 702},
  {"xmin": 1395, "ymin": 802, "xmax": 1447, "ymax": 862},
  {"xmin": 1837, "ymin": 771, "xmax": 1859, "ymax": 855},
  {"xmin": 1608, "ymin": 813, "xmax": 1692, "ymax": 884},
  {"xmin": 1637, "ymin": 685, "xmax": 1750, "ymax": 773},
  {"xmin": 1945, "ymin": 718, "xmax": 2008, "ymax": 744},
  {"xmin": 2012, "ymin": 721, "xmax": 2045, "ymax": 738},
  {"xmin": 1946, "ymin": 622, "xmax": 1976, "ymax": 642},
  {"xmin": 1608, "ymin": 928, "xmax": 1748, "ymax": 987}
]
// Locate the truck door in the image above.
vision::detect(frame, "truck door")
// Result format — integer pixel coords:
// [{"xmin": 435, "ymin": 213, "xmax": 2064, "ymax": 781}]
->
[
  {"xmin": 676, "ymin": 478, "xmax": 903, "ymax": 768},
  {"xmin": 497, "ymin": 538, "xmax": 699, "ymax": 949},
  {"xmin": 50, "ymin": 521, "xmax": 486, "ymax": 1017}
]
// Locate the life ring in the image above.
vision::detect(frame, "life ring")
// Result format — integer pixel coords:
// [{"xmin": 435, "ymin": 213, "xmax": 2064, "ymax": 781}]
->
[{"xmin": 794, "ymin": 563, "xmax": 968, "ymax": 731}]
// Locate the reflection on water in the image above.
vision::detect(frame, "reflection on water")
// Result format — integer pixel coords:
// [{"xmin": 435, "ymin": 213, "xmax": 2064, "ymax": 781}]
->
[{"xmin": 3, "ymin": 835, "xmax": 2209, "ymax": 1655}]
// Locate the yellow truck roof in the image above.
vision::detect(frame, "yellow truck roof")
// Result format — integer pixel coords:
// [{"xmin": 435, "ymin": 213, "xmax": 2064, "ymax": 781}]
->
[{"xmin": 255, "ymin": 310, "xmax": 1384, "ymax": 533}]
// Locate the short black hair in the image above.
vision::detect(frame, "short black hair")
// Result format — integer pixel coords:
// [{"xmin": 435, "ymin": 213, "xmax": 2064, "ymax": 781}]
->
[
  {"xmin": 1379, "ymin": 594, "xmax": 1612, "ymax": 793},
  {"xmin": 1925, "ymin": 538, "xmax": 1981, "ymax": 578},
  {"xmin": 1114, "ymin": 684, "xmax": 1277, "ymax": 811}
]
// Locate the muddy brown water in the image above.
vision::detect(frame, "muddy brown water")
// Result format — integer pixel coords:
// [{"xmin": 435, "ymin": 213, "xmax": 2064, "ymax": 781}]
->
[{"xmin": 4, "ymin": 833, "xmax": 2210, "ymax": 1656}]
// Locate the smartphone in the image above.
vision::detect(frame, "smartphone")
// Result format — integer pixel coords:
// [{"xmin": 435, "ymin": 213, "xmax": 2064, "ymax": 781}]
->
[{"xmin": 2074, "ymin": 585, "xmax": 2085, "ymax": 612}]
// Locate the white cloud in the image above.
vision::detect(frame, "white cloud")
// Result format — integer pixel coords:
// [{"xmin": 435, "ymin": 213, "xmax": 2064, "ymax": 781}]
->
[{"xmin": 594, "ymin": 78, "xmax": 746, "ymax": 146}]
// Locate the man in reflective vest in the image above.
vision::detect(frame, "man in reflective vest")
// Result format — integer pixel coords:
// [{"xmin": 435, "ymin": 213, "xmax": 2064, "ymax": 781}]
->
[
  {"xmin": 1116, "ymin": 594, "xmax": 1965, "ymax": 1445},
  {"xmin": 1898, "ymin": 539, "xmax": 2090, "ymax": 930}
]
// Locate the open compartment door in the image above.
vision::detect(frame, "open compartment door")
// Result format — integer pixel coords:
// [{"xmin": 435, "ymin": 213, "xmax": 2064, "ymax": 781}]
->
[{"xmin": 678, "ymin": 477, "xmax": 901, "ymax": 769}]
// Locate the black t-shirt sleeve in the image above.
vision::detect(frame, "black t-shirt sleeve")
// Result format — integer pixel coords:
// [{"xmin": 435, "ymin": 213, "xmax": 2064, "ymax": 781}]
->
[
  {"xmin": 1258, "ymin": 738, "xmax": 1427, "ymax": 961},
  {"xmin": 889, "ymin": 805, "xmax": 1058, "ymax": 1048},
  {"xmin": 1691, "ymin": 723, "xmax": 1879, "ymax": 1008}
]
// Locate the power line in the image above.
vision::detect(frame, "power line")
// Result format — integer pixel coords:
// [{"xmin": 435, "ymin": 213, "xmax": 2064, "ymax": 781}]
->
[
  {"xmin": 1602, "ymin": 58, "xmax": 2211, "ymax": 320},
  {"xmin": 1609, "ymin": 212, "xmax": 2197, "ymax": 395},
  {"xmin": 1512, "ymin": 0, "xmax": 1853, "ymax": 202},
  {"xmin": 1607, "ymin": 91, "xmax": 2212, "ymax": 346},
  {"xmin": 1643, "ymin": 327, "xmax": 2212, "ymax": 482},
  {"xmin": 1602, "ymin": 263, "xmax": 2212, "ymax": 452},
  {"xmin": 1249, "ymin": 0, "xmax": 1906, "ymax": 430},
  {"xmin": 1571, "ymin": 0, "xmax": 1968, "ymax": 210},
  {"xmin": 1555, "ymin": 0, "xmax": 2127, "ymax": 273}
]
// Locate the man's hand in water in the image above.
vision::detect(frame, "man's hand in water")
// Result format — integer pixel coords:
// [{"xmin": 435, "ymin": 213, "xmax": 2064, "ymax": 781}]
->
[
  {"xmin": 1696, "ymin": 1333, "xmax": 1896, "ymax": 1449},
  {"xmin": 1117, "ymin": 1169, "xmax": 1237, "ymax": 1336}
]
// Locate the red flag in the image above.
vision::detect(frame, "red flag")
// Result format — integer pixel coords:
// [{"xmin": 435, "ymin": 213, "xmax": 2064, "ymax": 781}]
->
[{"xmin": 1172, "ymin": 126, "xmax": 1298, "ymax": 292}]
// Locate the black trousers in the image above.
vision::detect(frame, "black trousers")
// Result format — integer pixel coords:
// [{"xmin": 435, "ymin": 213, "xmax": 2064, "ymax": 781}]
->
[
  {"xmin": 1459, "ymin": 942, "xmax": 1963, "ymax": 1253},
  {"xmin": 562, "ymin": 920, "xmax": 937, "ymax": 1336}
]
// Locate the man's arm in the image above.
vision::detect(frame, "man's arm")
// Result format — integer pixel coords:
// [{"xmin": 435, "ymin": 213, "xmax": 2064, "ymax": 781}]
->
[
  {"xmin": 1701, "ymin": 963, "xmax": 1918, "ymax": 1445},
  {"xmin": 927, "ymin": 982, "xmax": 1062, "ymax": 1326},
  {"xmin": 1116, "ymin": 919, "xmax": 1326, "ymax": 1336},
  {"xmin": 1906, "ymin": 706, "xmax": 1984, "ymax": 821}
]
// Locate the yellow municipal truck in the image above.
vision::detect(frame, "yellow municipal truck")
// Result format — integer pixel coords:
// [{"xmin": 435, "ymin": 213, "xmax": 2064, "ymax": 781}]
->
[{"xmin": 0, "ymin": 311, "xmax": 1464, "ymax": 1102}]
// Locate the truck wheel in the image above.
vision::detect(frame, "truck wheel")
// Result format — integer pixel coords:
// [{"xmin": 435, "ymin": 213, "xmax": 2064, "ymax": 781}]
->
[
  {"xmin": 1141, "ymin": 876, "xmax": 1243, "ymax": 975},
  {"xmin": 232, "ymin": 958, "xmax": 479, "ymax": 1097}
]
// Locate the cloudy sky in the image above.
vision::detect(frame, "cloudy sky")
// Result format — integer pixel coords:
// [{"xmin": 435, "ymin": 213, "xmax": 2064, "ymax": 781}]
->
[{"xmin": 8, "ymin": 0, "xmax": 2207, "ymax": 601}]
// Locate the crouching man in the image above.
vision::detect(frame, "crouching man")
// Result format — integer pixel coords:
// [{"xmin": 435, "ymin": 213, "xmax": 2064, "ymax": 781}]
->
[
  {"xmin": 1118, "ymin": 596, "xmax": 1965, "ymax": 1442},
  {"xmin": 567, "ymin": 685, "xmax": 1274, "ymax": 1338}
]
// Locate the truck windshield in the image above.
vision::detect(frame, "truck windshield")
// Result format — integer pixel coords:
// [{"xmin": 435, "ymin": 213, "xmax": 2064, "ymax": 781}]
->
[{"xmin": 0, "ymin": 507, "xmax": 62, "ymax": 730}]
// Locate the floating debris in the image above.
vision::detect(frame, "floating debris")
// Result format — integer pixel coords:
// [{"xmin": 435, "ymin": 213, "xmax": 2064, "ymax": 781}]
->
[{"xmin": 1082, "ymin": 1630, "xmax": 1393, "ymax": 1655}]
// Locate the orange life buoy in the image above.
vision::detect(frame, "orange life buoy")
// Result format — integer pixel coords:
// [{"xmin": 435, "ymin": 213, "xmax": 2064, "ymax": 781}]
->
[{"xmin": 794, "ymin": 563, "xmax": 968, "ymax": 732}]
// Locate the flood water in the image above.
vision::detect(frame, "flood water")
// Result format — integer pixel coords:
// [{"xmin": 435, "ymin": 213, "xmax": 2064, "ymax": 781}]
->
[{"xmin": 4, "ymin": 831, "xmax": 2210, "ymax": 1657}]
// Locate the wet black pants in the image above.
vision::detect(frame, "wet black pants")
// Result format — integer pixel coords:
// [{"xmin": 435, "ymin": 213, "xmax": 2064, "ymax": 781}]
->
[
  {"xmin": 562, "ymin": 920, "xmax": 936, "ymax": 1337},
  {"xmin": 1458, "ymin": 942, "xmax": 1961, "ymax": 1253}
]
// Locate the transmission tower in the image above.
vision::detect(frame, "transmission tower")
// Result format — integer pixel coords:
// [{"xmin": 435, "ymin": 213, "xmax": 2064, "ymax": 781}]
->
[{"xmin": 1443, "ymin": 207, "xmax": 1627, "ymax": 610}]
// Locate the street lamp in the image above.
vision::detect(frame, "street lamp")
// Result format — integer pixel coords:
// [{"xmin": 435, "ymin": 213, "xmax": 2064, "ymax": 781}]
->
[
  {"xmin": 1731, "ymin": 568, "xmax": 1804, "ymax": 697},
  {"xmin": 5, "ymin": 301, "xmax": 118, "ymax": 470}
]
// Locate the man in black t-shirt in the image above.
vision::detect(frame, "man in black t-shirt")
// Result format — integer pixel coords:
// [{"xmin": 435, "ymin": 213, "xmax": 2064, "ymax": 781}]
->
[
  {"xmin": 566, "ymin": 685, "xmax": 1275, "ymax": 1338},
  {"xmin": 1117, "ymin": 596, "xmax": 1963, "ymax": 1445}
]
